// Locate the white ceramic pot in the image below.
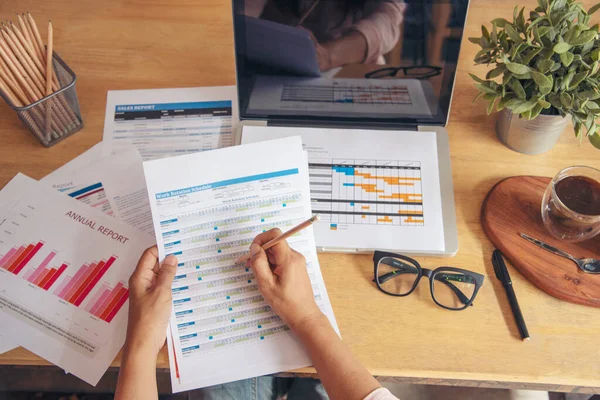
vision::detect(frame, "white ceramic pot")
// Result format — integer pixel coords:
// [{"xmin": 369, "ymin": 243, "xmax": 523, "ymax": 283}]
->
[{"xmin": 496, "ymin": 108, "xmax": 569, "ymax": 155}]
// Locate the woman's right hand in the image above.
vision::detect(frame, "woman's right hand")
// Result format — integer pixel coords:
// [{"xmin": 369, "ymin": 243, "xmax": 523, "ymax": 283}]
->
[{"xmin": 247, "ymin": 229, "xmax": 324, "ymax": 330}]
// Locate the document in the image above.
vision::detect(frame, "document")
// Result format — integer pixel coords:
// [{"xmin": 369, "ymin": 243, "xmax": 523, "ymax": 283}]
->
[
  {"xmin": 42, "ymin": 143, "xmax": 106, "ymax": 187},
  {"xmin": 102, "ymin": 86, "xmax": 239, "ymax": 161},
  {"xmin": 242, "ymin": 126, "xmax": 445, "ymax": 253},
  {"xmin": 0, "ymin": 181, "xmax": 153, "ymax": 385},
  {"xmin": 0, "ymin": 335, "xmax": 17, "ymax": 354},
  {"xmin": 42, "ymin": 148, "xmax": 155, "ymax": 236},
  {"xmin": 143, "ymin": 137, "xmax": 338, "ymax": 391}
]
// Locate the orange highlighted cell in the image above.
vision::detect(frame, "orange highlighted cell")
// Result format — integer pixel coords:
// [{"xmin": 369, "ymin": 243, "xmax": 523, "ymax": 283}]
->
[
  {"xmin": 377, "ymin": 216, "xmax": 393, "ymax": 223},
  {"xmin": 379, "ymin": 193, "xmax": 423, "ymax": 200},
  {"xmin": 405, "ymin": 218, "xmax": 425, "ymax": 223}
]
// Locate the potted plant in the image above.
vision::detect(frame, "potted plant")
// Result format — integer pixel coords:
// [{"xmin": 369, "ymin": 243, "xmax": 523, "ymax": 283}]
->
[{"xmin": 470, "ymin": 0, "xmax": 600, "ymax": 154}]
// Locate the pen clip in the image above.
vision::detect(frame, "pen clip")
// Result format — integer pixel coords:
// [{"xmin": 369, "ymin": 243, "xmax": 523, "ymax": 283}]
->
[{"xmin": 492, "ymin": 249, "xmax": 512, "ymax": 285}]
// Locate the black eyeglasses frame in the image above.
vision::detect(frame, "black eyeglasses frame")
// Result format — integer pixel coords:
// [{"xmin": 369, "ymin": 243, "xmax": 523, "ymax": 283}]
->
[{"xmin": 373, "ymin": 251, "xmax": 485, "ymax": 311}]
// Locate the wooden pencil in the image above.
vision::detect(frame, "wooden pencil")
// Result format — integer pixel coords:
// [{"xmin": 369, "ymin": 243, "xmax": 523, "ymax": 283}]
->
[
  {"xmin": 26, "ymin": 13, "xmax": 46, "ymax": 62},
  {"xmin": 0, "ymin": 13, "xmax": 80, "ymax": 144},
  {"xmin": 0, "ymin": 40, "xmax": 39, "ymax": 102},
  {"xmin": 25, "ymin": 16, "xmax": 80, "ymax": 127},
  {"xmin": 0, "ymin": 62, "xmax": 29, "ymax": 105},
  {"xmin": 45, "ymin": 21, "xmax": 53, "ymax": 140},
  {"xmin": 236, "ymin": 215, "xmax": 321, "ymax": 263},
  {"xmin": 1, "ymin": 29, "xmax": 46, "ymax": 95},
  {"xmin": 5, "ymin": 20, "xmax": 73, "ymax": 131},
  {"xmin": 16, "ymin": 14, "xmax": 35, "ymax": 53}
]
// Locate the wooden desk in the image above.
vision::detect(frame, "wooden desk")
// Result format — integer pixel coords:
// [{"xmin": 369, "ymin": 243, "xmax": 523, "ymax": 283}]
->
[{"xmin": 1, "ymin": 0, "xmax": 599, "ymax": 394}]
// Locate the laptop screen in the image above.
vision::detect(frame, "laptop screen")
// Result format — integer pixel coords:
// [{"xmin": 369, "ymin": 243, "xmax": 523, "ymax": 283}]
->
[{"xmin": 233, "ymin": 0, "xmax": 469, "ymax": 127}]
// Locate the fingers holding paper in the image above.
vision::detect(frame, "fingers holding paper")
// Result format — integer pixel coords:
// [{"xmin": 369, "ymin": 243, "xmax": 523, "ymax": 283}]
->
[
  {"xmin": 126, "ymin": 248, "xmax": 178, "ymax": 355},
  {"xmin": 247, "ymin": 229, "xmax": 323, "ymax": 331}
]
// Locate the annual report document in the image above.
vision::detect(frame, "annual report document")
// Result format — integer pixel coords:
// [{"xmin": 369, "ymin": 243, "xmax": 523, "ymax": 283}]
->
[
  {"xmin": 0, "ymin": 180, "xmax": 153, "ymax": 385},
  {"xmin": 103, "ymin": 86, "xmax": 239, "ymax": 161},
  {"xmin": 143, "ymin": 137, "xmax": 338, "ymax": 391}
]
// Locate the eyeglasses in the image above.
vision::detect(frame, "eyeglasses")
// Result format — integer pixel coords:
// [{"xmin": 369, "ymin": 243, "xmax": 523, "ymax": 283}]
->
[
  {"xmin": 373, "ymin": 251, "xmax": 484, "ymax": 311},
  {"xmin": 365, "ymin": 66, "xmax": 442, "ymax": 80}
]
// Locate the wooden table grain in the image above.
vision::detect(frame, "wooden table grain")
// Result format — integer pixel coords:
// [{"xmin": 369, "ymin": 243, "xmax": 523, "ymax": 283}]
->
[{"xmin": 0, "ymin": 0, "xmax": 599, "ymax": 394}]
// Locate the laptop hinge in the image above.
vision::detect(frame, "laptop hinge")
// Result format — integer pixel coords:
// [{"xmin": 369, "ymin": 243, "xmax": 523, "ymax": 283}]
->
[{"xmin": 265, "ymin": 118, "xmax": 419, "ymax": 131}]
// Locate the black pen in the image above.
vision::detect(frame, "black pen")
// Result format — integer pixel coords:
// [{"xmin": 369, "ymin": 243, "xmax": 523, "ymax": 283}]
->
[{"xmin": 492, "ymin": 250, "xmax": 530, "ymax": 341}]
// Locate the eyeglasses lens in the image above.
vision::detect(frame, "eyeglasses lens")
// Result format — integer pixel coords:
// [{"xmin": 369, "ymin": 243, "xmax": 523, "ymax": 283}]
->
[
  {"xmin": 376, "ymin": 257, "xmax": 419, "ymax": 295},
  {"xmin": 432, "ymin": 270, "xmax": 476, "ymax": 309}
]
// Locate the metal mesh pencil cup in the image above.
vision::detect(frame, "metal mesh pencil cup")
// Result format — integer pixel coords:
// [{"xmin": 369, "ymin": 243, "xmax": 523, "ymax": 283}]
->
[{"xmin": 0, "ymin": 52, "xmax": 84, "ymax": 147}]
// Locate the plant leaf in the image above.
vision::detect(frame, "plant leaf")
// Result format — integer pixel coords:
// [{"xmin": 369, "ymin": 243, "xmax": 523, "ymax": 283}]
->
[
  {"xmin": 517, "ymin": 7, "xmax": 526, "ymax": 31},
  {"xmin": 589, "ymin": 131, "xmax": 600, "ymax": 149},
  {"xmin": 569, "ymin": 71, "xmax": 589, "ymax": 89},
  {"xmin": 589, "ymin": 3, "xmax": 600, "ymax": 15},
  {"xmin": 569, "ymin": 30, "xmax": 598, "ymax": 46},
  {"xmin": 487, "ymin": 97, "xmax": 498, "ymax": 114},
  {"xmin": 531, "ymin": 70, "xmax": 554, "ymax": 94},
  {"xmin": 552, "ymin": 0, "xmax": 567, "ymax": 11},
  {"xmin": 530, "ymin": 103, "xmax": 544, "ymax": 119},
  {"xmin": 522, "ymin": 47, "xmax": 543, "ymax": 64},
  {"xmin": 476, "ymin": 83, "xmax": 498, "ymax": 94},
  {"xmin": 510, "ymin": 99, "xmax": 538, "ymax": 114},
  {"xmin": 548, "ymin": 93, "xmax": 563, "ymax": 109},
  {"xmin": 468, "ymin": 37, "xmax": 481, "ymax": 45},
  {"xmin": 486, "ymin": 65, "xmax": 507, "ymax": 79},
  {"xmin": 553, "ymin": 41, "xmax": 572, "ymax": 53},
  {"xmin": 469, "ymin": 73, "xmax": 485, "ymax": 83},
  {"xmin": 482, "ymin": 25, "xmax": 490, "ymax": 40},
  {"xmin": 537, "ymin": 98, "xmax": 552, "ymax": 108},
  {"xmin": 560, "ymin": 92, "xmax": 574, "ymax": 108},
  {"xmin": 508, "ymin": 79, "xmax": 527, "ymax": 99},
  {"xmin": 560, "ymin": 52, "xmax": 575, "ymax": 67},
  {"xmin": 492, "ymin": 18, "xmax": 510, "ymax": 27},
  {"xmin": 506, "ymin": 62, "xmax": 532, "ymax": 75},
  {"xmin": 586, "ymin": 101, "xmax": 600, "ymax": 110},
  {"xmin": 537, "ymin": 59, "xmax": 555, "ymax": 73},
  {"xmin": 504, "ymin": 24, "xmax": 523, "ymax": 43}
]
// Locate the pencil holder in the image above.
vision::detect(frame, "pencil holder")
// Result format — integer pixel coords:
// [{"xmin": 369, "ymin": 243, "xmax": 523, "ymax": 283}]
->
[{"xmin": 0, "ymin": 52, "xmax": 84, "ymax": 147}]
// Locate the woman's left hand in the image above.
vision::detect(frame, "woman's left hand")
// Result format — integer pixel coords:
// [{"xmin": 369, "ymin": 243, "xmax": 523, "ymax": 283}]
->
[{"xmin": 125, "ymin": 246, "xmax": 178, "ymax": 356}]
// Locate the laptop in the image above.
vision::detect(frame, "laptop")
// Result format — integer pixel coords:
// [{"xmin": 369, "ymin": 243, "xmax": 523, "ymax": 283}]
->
[{"xmin": 232, "ymin": 0, "xmax": 470, "ymax": 256}]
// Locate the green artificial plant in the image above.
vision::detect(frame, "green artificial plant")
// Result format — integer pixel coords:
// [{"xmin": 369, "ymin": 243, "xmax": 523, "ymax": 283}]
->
[{"xmin": 470, "ymin": 0, "xmax": 600, "ymax": 149}]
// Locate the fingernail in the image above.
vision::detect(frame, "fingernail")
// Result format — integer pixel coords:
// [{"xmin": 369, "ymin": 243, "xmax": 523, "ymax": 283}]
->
[
  {"xmin": 250, "ymin": 243, "xmax": 261, "ymax": 256},
  {"xmin": 164, "ymin": 255, "xmax": 178, "ymax": 265}
]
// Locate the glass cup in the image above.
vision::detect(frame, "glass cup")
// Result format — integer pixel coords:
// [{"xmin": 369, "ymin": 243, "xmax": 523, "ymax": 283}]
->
[{"xmin": 541, "ymin": 166, "xmax": 600, "ymax": 243}]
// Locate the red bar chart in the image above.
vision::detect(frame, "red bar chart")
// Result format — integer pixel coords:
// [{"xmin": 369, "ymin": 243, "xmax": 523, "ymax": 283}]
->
[
  {"xmin": 0, "ymin": 241, "xmax": 45, "ymax": 275},
  {"xmin": 84, "ymin": 281, "xmax": 129, "ymax": 323},
  {"xmin": 53, "ymin": 256, "xmax": 118, "ymax": 307},
  {"xmin": 22, "ymin": 250, "xmax": 69, "ymax": 290}
]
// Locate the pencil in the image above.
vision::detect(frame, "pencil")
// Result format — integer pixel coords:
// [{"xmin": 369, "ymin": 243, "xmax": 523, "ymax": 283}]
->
[
  {"xmin": 236, "ymin": 215, "xmax": 320, "ymax": 263},
  {"xmin": 296, "ymin": 0, "xmax": 321, "ymax": 26},
  {"xmin": 44, "ymin": 20, "xmax": 53, "ymax": 141}
]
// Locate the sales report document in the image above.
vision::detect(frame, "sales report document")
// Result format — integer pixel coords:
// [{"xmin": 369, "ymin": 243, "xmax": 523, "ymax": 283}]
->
[{"xmin": 143, "ymin": 137, "xmax": 338, "ymax": 391}]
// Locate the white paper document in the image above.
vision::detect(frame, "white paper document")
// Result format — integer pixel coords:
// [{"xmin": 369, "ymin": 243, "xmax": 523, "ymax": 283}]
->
[
  {"xmin": 242, "ymin": 126, "xmax": 445, "ymax": 253},
  {"xmin": 103, "ymin": 86, "xmax": 239, "ymax": 161},
  {"xmin": 143, "ymin": 137, "xmax": 338, "ymax": 391},
  {"xmin": 0, "ymin": 335, "xmax": 17, "ymax": 354},
  {"xmin": 0, "ymin": 181, "xmax": 153, "ymax": 385},
  {"xmin": 42, "ymin": 148, "xmax": 155, "ymax": 236}
]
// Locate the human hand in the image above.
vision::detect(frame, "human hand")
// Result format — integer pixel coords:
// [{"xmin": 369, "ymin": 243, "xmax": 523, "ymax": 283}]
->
[
  {"xmin": 301, "ymin": 27, "xmax": 332, "ymax": 71},
  {"xmin": 125, "ymin": 247, "xmax": 178, "ymax": 356},
  {"xmin": 247, "ymin": 229, "xmax": 323, "ymax": 330}
]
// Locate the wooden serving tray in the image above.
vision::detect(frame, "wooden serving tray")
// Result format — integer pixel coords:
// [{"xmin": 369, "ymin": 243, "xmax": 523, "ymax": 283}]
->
[{"xmin": 481, "ymin": 176, "xmax": 600, "ymax": 308}]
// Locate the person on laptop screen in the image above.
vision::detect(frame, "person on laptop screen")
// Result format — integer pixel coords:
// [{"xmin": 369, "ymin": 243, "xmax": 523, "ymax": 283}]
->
[{"xmin": 245, "ymin": 0, "xmax": 406, "ymax": 71}]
